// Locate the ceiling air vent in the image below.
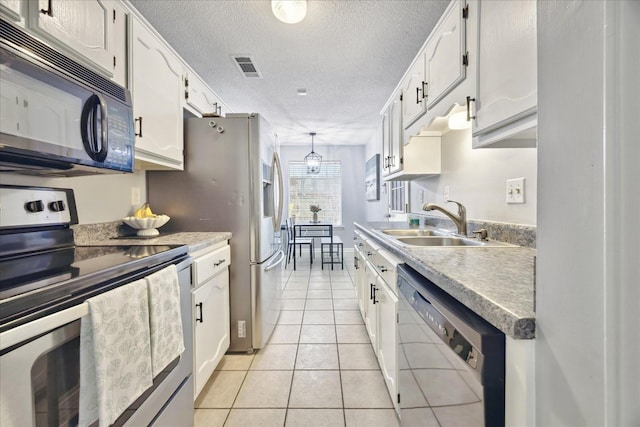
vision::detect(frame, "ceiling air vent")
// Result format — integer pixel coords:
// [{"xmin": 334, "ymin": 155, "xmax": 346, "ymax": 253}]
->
[{"xmin": 232, "ymin": 55, "xmax": 262, "ymax": 78}]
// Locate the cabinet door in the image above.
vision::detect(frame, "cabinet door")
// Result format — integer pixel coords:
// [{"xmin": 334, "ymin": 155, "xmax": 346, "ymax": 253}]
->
[
  {"xmin": 364, "ymin": 262, "xmax": 379, "ymax": 352},
  {"xmin": 473, "ymin": 0, "xmax": 536, "ymax": 138},
  {"xmin": 132, "ymin": 18, "xmax": 184, "ymax": 170},
  {"xmin": 354, "ymin": 249, "xmax": 367, "ymax": 316},
  {"xmin": 193, "ymin": 270, "xmax": 230, "ymax": 398},
  {"xmin": 425, "ymin": 0, "xmax": 467, "ymax": 109},
  {"xmin": 29, "ymin": 0, "xmax": 115, "ymax": 77},
  {"xmin": 388, "ymin": 93, "xmax": 403, "ymax": 173},
  {"xmin": 185, "ymin": 71, "xmax": 222, "ymax": 116},
  {"xmin": 0, "ymin": 0, "xmax": 24, "ymax": 23},
  {"xmin": 401, "ymin": 54, "xmax": 426, "ymax": 129},
  {"xmin": 381, "ymin": 112, "xmax": 391, "ymax": 176},
  {"xmin": 376, "ymin": 277, "xmax": 399, "ymax": 412}
]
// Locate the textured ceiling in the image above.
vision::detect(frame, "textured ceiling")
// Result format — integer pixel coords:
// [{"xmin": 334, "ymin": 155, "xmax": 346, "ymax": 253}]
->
[{"xmin": 128, "ymin": 0, "xmax": 450, "ymax": 146}]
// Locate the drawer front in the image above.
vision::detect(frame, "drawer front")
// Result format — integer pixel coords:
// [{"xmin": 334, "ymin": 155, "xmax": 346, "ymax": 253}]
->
[
  {"xmin": 193, "ymin": 245, "xmax": 230, "ymax": 285},
  {"xmin": 377, "ymin": 249, "xmax": 401, "ymax": 295},
  {"xmin": 362, "ymin": 239, "xmax": 380, "ymax": 267}
]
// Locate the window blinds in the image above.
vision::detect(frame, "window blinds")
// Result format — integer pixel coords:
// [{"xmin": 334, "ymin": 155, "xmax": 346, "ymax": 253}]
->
[{"xmin": 288, "ymin": 161, "xmax": 342, "ymax": 225}]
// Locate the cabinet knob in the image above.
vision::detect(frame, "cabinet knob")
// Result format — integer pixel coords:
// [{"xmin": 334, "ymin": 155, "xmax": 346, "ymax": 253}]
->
[{"xmin": 213, "ymin": 259, "xmax": 226, "ymax": 267}]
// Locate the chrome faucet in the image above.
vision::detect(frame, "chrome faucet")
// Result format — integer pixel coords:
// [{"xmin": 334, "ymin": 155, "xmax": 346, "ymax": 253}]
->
[{"xmin": 422, "ymin": 199, "xmax": 467, "ymax": 236}]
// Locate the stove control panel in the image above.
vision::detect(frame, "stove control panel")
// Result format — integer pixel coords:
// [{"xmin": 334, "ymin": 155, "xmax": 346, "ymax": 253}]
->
[{"xmin": 0, "ymin": 186, "xmax": 77, "ymax": 229}]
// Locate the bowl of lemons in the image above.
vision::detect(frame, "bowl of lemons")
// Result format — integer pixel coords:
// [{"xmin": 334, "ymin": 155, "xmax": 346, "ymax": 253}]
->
[{"xmin": 123, "ymin": 203, "xmax": 170, "ymax": 236}]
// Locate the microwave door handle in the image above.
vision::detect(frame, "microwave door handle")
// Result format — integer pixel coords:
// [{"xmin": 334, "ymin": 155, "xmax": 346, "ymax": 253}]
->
[
  {"xmin": 95, "ymin": 94, "xmax": 108, "ymax": 161},
  {"xmin": 81, "ymin": 94, "xmax": 109, "ymax": 162}
]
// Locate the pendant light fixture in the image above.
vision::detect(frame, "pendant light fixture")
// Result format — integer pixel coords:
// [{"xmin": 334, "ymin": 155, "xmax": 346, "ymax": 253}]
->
[
  {"xmin": 304, "ymin": 132, "xmax": 322, "ymax": 174},
  {"xmin": 271, "ymin": 1, "xmax": 307, "ymax": 24}
]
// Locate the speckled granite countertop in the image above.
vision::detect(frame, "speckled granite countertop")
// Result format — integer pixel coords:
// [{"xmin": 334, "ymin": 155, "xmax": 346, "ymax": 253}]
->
[
  {"xmin": 77, "ymin": 232, "xmax": 232, "ymax": 253},
  {"xmin": 355, "ymin": 222, "xmax": 536, "ymax": 339}
]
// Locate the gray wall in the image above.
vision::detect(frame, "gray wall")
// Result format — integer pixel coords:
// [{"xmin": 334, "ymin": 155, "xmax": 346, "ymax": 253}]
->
[
  {"xmin": 536, "ymin": 1, "xmax": 639, "ymax": 425},
  {"xmin": 409, "ymin": 128, "xmax": 537, "ymax": 226},
  {"xmin": 279, "ymin": 144, "xmax": 366, "ymax": 248},
  {"xmin": 0, "ymin": 171, "xmax": 147, "ymax": 224}
]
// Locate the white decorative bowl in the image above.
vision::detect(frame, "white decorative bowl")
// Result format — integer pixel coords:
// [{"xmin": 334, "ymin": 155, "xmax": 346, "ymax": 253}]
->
[{"xmin": 122, "ymin": 215, "xmax": 170, "ymax": 236}]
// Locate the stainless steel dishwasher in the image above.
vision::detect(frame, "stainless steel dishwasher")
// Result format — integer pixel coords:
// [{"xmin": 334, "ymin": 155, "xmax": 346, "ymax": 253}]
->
[{"xmin": 397, "ymin": 264, "xmax": 505, "ymax": 427}]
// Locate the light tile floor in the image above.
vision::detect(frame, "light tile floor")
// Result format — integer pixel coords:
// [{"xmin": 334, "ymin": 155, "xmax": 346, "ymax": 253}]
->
[{"xmin": 194, "ymin": 257, "xmax": 400, "ymax": 427}]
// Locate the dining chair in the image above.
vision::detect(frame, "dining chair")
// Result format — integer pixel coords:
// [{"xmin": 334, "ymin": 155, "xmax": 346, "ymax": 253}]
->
[{"xmin": 285, "ymin": 218, "xmax": 313, "ymax": 268}]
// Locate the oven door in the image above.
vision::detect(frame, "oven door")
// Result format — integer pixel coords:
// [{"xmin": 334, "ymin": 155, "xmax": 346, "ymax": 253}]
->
[{"xmin": 0, "ymin": 259, "xmax": 193, "ymax": 427}]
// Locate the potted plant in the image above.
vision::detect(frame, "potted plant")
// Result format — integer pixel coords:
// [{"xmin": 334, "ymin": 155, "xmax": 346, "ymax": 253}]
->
[{"xmin": 309, "ymin": 205, "xmax": 321, "ymax": 223}]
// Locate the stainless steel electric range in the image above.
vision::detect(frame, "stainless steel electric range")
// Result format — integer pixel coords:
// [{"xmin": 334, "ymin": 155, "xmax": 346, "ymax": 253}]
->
[{"xmin": 0, "ymin": 185, "xmax": 194, "ymax": 427}]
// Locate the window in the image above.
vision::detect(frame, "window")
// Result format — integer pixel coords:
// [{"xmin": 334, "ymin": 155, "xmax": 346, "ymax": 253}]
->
[
  {"xmin": 288, "ymin": 161, "xmax": 342, "ymax": 224},
  {"xmin": 389, "ymin": 181, "xmax": 408, "ymax": 213}
]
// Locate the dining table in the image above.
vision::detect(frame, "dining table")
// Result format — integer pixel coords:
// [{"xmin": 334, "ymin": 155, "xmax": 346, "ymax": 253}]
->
[{"xmin": 292, "ymin": 221, "xmax": 333, "ymax": 270}]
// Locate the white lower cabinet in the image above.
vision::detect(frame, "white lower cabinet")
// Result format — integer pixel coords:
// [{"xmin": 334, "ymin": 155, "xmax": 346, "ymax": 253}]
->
[
  {"xmin": 375, "ymin": 275, "xmax": 399, "ymax": 410},
  {"xmin": 355, "ymin": 233, "xmax": 401, "ymax": 414},
  {"xmin": 191, "ymin": 243, "xmax": 231, "ymax": 399}
]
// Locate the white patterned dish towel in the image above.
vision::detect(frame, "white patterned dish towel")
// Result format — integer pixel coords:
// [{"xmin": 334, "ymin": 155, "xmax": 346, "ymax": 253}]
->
[
  {"xmin": 79, "ymin": 279, "xmax": 153, "ymax": 427},
  {"xmin": 146, "ymin": 264, "xmax": 185, "ymax": 377}
]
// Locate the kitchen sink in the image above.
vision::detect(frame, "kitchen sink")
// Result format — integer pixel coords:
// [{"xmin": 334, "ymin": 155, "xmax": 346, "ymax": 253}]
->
[
  {"xmin": 380, "ymin": 229, "xmax": 449, "ymax": 237},
  {"xmin": 396, "ymin": 236, "xmax": 514, "ymax": 247}
]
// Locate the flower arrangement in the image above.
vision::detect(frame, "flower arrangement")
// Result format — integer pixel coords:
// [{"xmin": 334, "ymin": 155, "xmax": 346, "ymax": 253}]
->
[{"xmin": 309, "ymin": 205, "xmax": 321, "ymax": 213}]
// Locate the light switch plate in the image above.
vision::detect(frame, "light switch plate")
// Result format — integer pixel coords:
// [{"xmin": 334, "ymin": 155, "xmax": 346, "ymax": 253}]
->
[{"xmin": 506, "ymin": 178, "xmax": 525, "ymax": 204}]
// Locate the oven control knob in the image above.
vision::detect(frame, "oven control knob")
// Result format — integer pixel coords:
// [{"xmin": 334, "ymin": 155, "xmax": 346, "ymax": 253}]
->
[
  {"xmin": 49, "ymin": 200, "xmax": 66, "ymax": 212},
  {"xmin": 25, "ymin": 200, "xmax": 44, "ymax": 213}
]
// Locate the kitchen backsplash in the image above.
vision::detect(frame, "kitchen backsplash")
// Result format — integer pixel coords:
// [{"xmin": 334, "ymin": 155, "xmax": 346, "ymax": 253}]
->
[
  {"xmin": 411, "ymin": 213, "xmax": 536, "ymax": 248},
  {"xmin": 72, "ymin": 221, "xmax": 133, "ymax": 244}
]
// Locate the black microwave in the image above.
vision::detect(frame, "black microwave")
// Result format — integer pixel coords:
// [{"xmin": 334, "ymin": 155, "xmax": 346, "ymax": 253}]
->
[{"xmin": 0, "ymin": 19, "xmax": 135, "ymax": 176}]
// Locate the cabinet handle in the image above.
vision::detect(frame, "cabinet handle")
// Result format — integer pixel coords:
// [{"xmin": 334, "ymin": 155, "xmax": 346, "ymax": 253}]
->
[
  {"xmin": 422, "ymin": 81, "xmax": 428, "ymax": 99},
  {"xmin": 370, "ymin": 283, "xmax": 374, "ymax": 300},
  {"xmin": 377, "ymin": 265, "xmax": 388, "ymax": 273},
  {"xmin": 217, "ymin": 105, "xmax": 222, "ymax": 116},
  {"xmin": 213, "ymin": 259, "xmax": 226, "ymax": 267},
  {"xmin": 466, "ymin": 96, "xmax": 476, "ymax": 121},
  {"xmin": 40, "ymin": 0, "xmax": 53, "ymax": 16},
  {"xmin": 372, "ymin": 285, "xmax": 378, "ymax": 304},
  {"xmin": 195, "ymin": 302, "xmax": 203, "ymax": 323},
  {"xmin": 135, "ymin": 117, "xmax": 143, "ymax": 137},
  {"xmin": 415, "ymin": 86, "xmax": 421, "ymax": 104}
]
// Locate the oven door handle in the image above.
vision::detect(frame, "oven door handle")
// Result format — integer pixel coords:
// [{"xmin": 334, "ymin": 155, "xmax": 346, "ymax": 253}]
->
[{"xmin": 0, "ymin": 302, "xmax": 89, "ymax": 351}]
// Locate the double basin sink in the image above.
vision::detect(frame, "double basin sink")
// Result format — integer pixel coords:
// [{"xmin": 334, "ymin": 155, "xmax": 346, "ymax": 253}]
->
[{"xmin": 376, "ymin": 228, "xmax": 514, "ymax": 247}]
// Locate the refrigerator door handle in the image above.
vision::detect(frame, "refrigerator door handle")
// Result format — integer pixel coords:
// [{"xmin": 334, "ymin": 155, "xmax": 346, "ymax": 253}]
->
[
  {"xmin": 263, "ymin": 250, "xmax": 285, "ymax": 272},
  {"xmin": 271, "ymin": 152, "xmax": 284, "ymax": 233}
]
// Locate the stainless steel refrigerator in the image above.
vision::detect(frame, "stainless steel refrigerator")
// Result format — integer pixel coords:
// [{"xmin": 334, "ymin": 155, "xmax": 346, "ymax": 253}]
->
[{"xmin": 148, "ymin": 113, "xmax": 285, "ymax": 353}]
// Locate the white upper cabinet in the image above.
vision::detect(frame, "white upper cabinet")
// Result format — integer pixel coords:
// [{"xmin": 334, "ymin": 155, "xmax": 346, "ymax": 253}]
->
[
  {"xmin": 28, "ymin": 0, "xmax": 126, "ymax": 86},
  {"xmin": 0, "ymin": 0, "xmax": 24, "ymax": 23},
  {"xmin": 401, "ymin": 54, "xmax": 426, "ymax": 129},
  {"xmin": 425, "ymin": 0, "xmax": 468, "ymax": 110},
  {"xmin": 131, "ymin": 16, "xmax": 184, "ymax": 170},
  {"xmin": 472, "ymin": 0, "xmax": 537, "ymax": 148},
  {"xmin": 381, "ymin": 92, "xmax": 403, "ymax": 177},
  {"xmin": 184, "ymin": 70, "xmax": 223, "ymax": 117}
]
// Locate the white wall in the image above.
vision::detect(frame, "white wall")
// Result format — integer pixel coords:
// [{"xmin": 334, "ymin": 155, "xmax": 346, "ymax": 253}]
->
[
  {"xmin": 364, "ymin": 127, "xmax": 389, "ymax": 222},
  {"xmin": 279, "ymin": 144, "xmax": 366, "ymax": 248},
  {"xmin": 536, "ymin": 1, "xmax": 639, "ymax": 425},
  {"xmin": 0, "ymin": 171, "xmax": 146, "ymax": 224},
  {"xmin": 409, "ymin": 128, "xmax": 537, "ymax": 225}
]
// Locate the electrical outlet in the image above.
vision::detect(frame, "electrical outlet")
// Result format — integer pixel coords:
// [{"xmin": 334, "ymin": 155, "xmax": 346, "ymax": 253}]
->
[
  {"xmin": 506, "ymin": 178, "xmax": 525, "ymax": 204},
  {"xmin": 238, "ymin": 320, "xmax": 246, "ymax": 338},
  {"xmin": 443, "ymin": 185, "xmax": 450, "ymax": 200},
  {"xmin": 131, "ymin": 187, "xmax": 141, "ymax": 205}
]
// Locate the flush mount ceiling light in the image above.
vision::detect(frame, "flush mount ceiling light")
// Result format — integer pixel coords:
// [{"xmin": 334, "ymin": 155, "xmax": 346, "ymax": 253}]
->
[
  {"xmin": 271, "ymin": 0, "xmax": 307, "ymax": 24},
  {"xmin": 304, "ymin": 132, "xmax": 322, "ymax": 174}
]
